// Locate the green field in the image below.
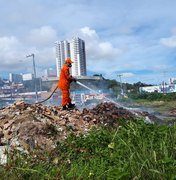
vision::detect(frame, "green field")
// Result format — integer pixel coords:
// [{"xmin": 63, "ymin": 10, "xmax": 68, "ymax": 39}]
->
[{"xmin": 134, "ymin": 99, "xmax": 176, "ymax": 112}]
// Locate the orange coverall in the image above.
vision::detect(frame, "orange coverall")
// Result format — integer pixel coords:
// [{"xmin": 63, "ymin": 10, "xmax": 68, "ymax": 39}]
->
[{"xmin": 58, "ymin": 64, "xmax": 72, "ymax": 106}]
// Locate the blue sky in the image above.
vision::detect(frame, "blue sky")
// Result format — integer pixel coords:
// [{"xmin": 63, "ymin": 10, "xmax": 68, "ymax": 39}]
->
[{"xmin": 0, "ymin": 0, "xmax": 176, "ymax": 84}]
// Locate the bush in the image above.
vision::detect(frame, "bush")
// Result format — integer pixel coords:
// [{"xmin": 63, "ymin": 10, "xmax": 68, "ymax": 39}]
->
[{"xmin": 129, "ymin": 92, "xmax": 176, "ymax": 102}]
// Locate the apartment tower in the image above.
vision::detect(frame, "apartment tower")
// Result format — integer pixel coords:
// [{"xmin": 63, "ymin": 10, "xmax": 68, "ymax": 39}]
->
[
  {"xmin": 55, "ymin": 40, "xmax": 70, "ymax": 77},
  {"xmin": 55, "ymin": 37, "xmax": 87, "ymax": 77}
]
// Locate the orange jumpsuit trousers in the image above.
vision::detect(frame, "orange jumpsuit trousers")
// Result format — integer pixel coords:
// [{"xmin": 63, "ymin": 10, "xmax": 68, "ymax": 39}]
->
[
  {"xmin": 58, "ymin": 64, "xmax": 72, "ymax": 106},
  {"xmin": 61, "ymin": 89, "xmax": 71, "ymax": 106}
]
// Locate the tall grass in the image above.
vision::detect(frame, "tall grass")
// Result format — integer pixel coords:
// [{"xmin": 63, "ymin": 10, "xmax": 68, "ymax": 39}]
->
[{"xmin": 0, "ymin": 119, "xmax": 176, "ymax": 179}]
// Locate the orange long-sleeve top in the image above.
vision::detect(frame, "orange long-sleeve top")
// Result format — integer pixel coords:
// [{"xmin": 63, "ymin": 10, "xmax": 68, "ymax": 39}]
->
[{"xmin": 58, "ymin": 64, "xmax": 72, "ymax": 89}]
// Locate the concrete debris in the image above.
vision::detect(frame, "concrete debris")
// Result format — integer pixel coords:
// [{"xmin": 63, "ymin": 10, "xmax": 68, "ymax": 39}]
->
[{"xmin": 0, "ymin": 101, "xmax": 157, "ymax": 153}]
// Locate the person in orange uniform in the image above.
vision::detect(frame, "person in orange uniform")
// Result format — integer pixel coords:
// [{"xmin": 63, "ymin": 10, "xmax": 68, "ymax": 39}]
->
[{"xmin": 58, "ymin": 58, "xmax": 76, "ymax": 110}]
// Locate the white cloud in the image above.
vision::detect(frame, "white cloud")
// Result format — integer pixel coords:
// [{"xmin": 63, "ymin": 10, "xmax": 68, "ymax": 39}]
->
[
  {"xmin": 160, "ymin": 36, "xmax": 176, "ymax": 48},
  {"xmin": 0, "ymin": 36, "xmax": 26, "ymax": 69},
  {"xmin": 0, "ymin": 36, "xmax": 19, "ymax": 51},
  {"xmin": 0, "ymin": 32, "xmax": 56, "ymax": 74},
  {"xmin": 78, "ymin": 26, "xmax": 123, "ymax": 60},
  {"xmin": 80, "ymin": 27, "xmax": 98, "ymax": 38},
  {"xmin": 26, "ymin": 26, "xmax": 58, "ymax": 46}
]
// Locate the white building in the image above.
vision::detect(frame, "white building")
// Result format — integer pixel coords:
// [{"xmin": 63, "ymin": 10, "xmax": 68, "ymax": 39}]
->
[
  {"xmin": 140, "ymin": 85, "xmax": 176, "ymax": 93},
  {"xmin": 70, "ymin": 37, "xmax": 87, "ymax": 76},
  {"xmin": 55, "ymin": 40, "xmax": 70, "ymax": 77},
  {"xmin": 22, "ymin": 73, "xmax": 34, "ymax": 81},
  {"xmin": 139, "ymin": 86, "xmax": 161, "ymax": 93},
  {"xmin": 55, "ymin": 37, "xmax": 87, "ymax": 77}
]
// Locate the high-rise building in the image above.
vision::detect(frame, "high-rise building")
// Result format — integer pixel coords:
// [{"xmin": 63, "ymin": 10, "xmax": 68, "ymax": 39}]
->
[
  {"xmin": 55, "ymin": 37, "xmax": 87, "ymax": 77},
  {"xmin": 70, "ymin": 37, "xmax": 87, "ymax": 76},
  {"xmin": 55, "ymin": 40, "xmax": 70, "ymax": 77}
]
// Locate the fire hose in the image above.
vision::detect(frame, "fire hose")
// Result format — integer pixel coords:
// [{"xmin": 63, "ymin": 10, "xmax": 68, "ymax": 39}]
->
[
  {"xmin": 33, "ymin": 79, "xmax": 76, "ymax": 104},
  {"xmin": 34, "ymin": 85, "xmax": 58, "ymax": 104}
]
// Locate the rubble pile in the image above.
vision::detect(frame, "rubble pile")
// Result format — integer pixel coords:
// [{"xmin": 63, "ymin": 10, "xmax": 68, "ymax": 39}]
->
[
  {"xmin": 0, "ymin": 101, "xmax": 136, "ymax": 151},
  {"xmin": 84, "ymin": 102, "xmax": 135, "ymax": 126}
]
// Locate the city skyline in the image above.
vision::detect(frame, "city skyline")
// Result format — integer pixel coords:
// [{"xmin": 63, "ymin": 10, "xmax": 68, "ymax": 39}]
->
[{"xmin": 1, "ymin": 0, "xmax": 176, "ymax": 84}]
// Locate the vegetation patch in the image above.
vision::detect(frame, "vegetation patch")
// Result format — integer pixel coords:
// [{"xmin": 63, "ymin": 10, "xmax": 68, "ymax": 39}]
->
[{"xmin": 0, "ymin": 119, "xmax": 176, "ymax": 179}]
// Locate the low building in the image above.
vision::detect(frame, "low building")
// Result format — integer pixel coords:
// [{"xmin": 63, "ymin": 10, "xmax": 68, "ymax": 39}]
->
[
  {"xmin": 140, "ymin": 86, "xmax": 160, "ymax": 93},
  {"xmin": 22, "ymin": 73, "xmax": 34, "ymax": 81},
  {"xmin": 140, "ymin": 84, "xmax": 176, "ymax": 93}
]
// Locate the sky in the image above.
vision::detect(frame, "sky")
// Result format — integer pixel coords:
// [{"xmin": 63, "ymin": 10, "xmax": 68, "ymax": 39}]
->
[{"xmin": 1, "ymin": 0, "xmax": 176, "ymax": 84}]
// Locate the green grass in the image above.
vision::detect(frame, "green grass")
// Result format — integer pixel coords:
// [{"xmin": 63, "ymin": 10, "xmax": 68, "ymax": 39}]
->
[
  {"xmin": 0, "ymin": 119, "xmax": 176, "ymax": 179},
  {"xmin": 129, "ymin": 92, "xmax": 176, "ymax": 115},
  {"xmin": 135, "ymin": 99, "xmax": 176, "ymax": 113}
]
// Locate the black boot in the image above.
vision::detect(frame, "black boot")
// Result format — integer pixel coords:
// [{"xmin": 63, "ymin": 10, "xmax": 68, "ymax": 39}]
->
[
  {"xmin": 62, "ymin": 105, "xmax": 68, "ymax": 110},
  {"xmin": 67, "ymin": 102, "xmax": 75, "ymax": 108}
]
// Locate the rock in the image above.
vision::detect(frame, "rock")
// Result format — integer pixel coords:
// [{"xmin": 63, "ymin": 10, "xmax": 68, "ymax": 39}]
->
[
  {"xmin": 14, "ymin": 101, "xmax": 25, "ymax": 110},
  {"xmin": 59, "ymin": 120, "xmax": 66, "ymax": 126},
  {"xmin": 3, "ymin": 130, "xmax": 13, "ymax": 140},
  {"xmin": 3, "ymin": 120, "xmax": 15, "ymax": 130},
  {"xmin": 66, "ymin": 123, "xmax": 76, "ymax": 131},
  {"xmin": 83, "ymin": 115, "xmax": 92, "ymax": 122}
]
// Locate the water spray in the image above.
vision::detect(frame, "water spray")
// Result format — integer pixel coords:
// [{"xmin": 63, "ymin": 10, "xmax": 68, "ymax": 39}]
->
[
  {"xmin": 76, "ymin": 81, "xmax": 127, "ymax": 109},
  {"xmin": 76, "ymin": 81, "xmax": 157, "ymax": 123}
]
